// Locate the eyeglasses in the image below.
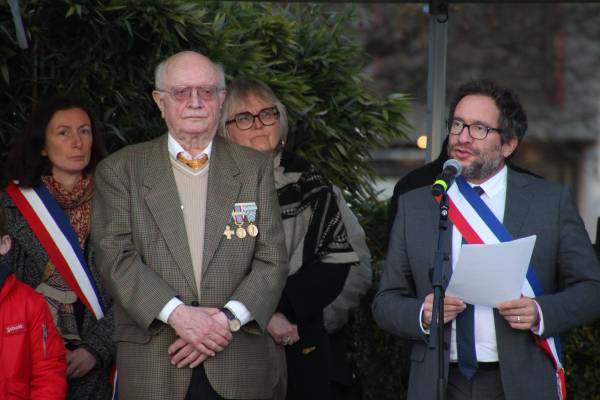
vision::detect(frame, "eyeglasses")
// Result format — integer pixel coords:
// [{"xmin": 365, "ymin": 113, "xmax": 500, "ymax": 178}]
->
[
  {"xmin": 156, "ymin": 86, "xmax": 223, "ymax": 102},
  {"xmin": 226, "ymin": 106, "xmax": 280, "ymax": 131},
  {"xmin": 447, "ymin": 119, "xmax": 503, "ymax": 140}
]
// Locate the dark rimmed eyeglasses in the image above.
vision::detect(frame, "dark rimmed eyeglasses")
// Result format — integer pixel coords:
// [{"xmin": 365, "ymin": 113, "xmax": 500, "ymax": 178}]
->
[
  {"xmin": 156, "ymin": 85, "xmax": 224, "ymax": 102},
  {"xmin": 447, "ymin": 119, "xmax": 503, "ymax": 140},
  {"xmin": 226, "ymin": 106, "xmax": 280, "ymax": 131}
]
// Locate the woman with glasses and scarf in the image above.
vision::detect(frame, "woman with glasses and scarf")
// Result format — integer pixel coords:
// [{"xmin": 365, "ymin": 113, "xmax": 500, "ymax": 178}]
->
[{"xmin": 220, "ymin": 79, "xmax": 362, "ymax": 400}]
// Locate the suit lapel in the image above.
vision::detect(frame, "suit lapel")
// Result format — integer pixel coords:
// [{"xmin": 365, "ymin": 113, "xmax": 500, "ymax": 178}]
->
[
  {"xmin": 143, "ymin": 135, "xmax": 196, "ymax": 295},
  {"xmin": 503, "ymin": 169, "xmax": 532, "ymax": 238},
  {"xmin": 494, "ymin": 172, "xmax": 532, "ymax": 362},
  {"xmin": 426, "ymin": 195, "xmax": 454, "ymax": 288},
  {"xmin": 203, "ymin": 136, "xmax": 241, "ymax": 272}
]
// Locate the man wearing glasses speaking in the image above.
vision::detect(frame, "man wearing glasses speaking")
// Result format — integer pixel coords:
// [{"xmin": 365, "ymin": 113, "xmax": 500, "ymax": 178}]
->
[
  {"xmin": 91, "ymin": 51, "xmax": 288, "ymax": 400},
  {"xmin": 373, "ymin": 79, "xmax": 600, "ymax": 400}
]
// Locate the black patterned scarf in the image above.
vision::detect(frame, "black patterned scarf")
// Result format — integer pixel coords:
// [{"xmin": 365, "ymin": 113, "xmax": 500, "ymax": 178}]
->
[{"xmin": 274, "ymin": 150, "xmax": 355, "ymax": 276}]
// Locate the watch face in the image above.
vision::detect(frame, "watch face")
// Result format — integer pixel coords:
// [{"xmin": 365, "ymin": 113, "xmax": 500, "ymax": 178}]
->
[{"xmin": 229, "ymin": 319, "xmax": 241, "ymax": 332}]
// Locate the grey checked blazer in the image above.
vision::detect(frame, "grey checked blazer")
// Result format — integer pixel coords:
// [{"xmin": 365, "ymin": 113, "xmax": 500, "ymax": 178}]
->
[
  {"xmin": 373, "ymin": 169, "xmax": 600, "ymax": 400},
  {"xmin": 91, "ymin": 134, "xmax": 288, "ymax": 399}
]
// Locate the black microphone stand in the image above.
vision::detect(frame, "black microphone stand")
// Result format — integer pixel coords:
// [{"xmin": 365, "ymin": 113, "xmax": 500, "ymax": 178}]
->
[{"xmin": 429, "ymin": 192, "xmax": 450, "ymax": 400}]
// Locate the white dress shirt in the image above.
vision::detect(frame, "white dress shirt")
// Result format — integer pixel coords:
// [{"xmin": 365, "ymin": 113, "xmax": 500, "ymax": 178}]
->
[{"xmin": 448, "ymin": 166, "xmax": 508, "ymax": 362}]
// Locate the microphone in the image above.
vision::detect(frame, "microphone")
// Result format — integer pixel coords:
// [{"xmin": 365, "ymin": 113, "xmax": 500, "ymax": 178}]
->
[{"xmin": 431, "ymin": 159, "xmax": 462, "ymax": 196}]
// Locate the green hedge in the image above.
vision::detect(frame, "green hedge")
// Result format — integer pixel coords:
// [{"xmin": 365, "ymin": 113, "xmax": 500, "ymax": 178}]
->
[{"xmin": 0, "ymin": 0, "xmax": 411, "ymax": 203}]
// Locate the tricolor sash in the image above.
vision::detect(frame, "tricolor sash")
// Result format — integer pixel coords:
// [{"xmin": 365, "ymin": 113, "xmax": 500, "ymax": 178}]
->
[
  {"xmin": 437, "ymin": 175, "xmax": 566, "ymax": 400},
  {"xmin": 5, "ymin": 182, "xmax": 105, "ymax": 319},
  {"xmin": 110, "ymin": 366, "xmax": 119, "ymax": 400}
]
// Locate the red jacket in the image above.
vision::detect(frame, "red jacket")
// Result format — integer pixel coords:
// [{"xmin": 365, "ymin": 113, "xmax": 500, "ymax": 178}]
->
[{"xmin": 0, "ymin": 273, "xmax": 67, "ymax": 399}]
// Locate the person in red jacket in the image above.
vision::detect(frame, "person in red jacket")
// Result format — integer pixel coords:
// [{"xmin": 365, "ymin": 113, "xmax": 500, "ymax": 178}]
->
[{"xmin": 0, "ymin": 206, "xmax": 67, "ymax": 399}]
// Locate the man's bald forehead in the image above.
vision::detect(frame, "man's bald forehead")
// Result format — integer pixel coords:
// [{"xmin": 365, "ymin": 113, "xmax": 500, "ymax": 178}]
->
[
  {"xmin": 166, "ymin": 51, "xmax": 212, "ymax": 67},
  {"xmin": 155, "ymin": 50, "xmax": 224, "ymax": 89}
]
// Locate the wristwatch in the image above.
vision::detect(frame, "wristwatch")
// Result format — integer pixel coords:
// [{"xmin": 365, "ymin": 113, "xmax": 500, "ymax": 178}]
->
[{"xmin": 220, "ymin": 307, "xmax": 241, "ymax": 332}]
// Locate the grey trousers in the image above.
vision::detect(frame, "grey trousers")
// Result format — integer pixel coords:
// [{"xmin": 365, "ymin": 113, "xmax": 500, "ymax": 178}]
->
[{"xmin": 447, "ymin": 363, "xmax": 505, "ymax": 400}]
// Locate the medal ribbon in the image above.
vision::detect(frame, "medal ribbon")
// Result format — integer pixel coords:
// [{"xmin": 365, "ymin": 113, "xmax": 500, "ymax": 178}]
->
[
  {"xmin": 233, "ymin": 204, "xmax": 245, "ymax": 226},
  {"xmin": 241, "ymin": 202, "xmax": 257, "ymax": 224}
]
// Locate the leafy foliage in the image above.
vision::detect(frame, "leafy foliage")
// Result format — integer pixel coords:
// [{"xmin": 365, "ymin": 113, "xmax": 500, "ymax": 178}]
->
[
  {"xmin": 563, "ymin": 303, "xmax": 600, "ymax": 399},
  {"xmin": 0, "ymin": 0, "xmax": 411, "ymax": 207},
  {"xmin": 0, "ymin": 4, "xmax": 412, "ymax": 395}
]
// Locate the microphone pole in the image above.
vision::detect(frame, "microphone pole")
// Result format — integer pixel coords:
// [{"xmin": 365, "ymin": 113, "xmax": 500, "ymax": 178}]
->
[
  {"xmin": 429, "ymin": 159, "xmax": 461, "ymax": 400},
  {"xmin": 430, "ymin": 191, "xmax": 450, "ymax": 400}
]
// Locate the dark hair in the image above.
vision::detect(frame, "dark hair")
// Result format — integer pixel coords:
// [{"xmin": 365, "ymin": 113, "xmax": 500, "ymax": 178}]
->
[
  {"xmin": 448, "ymin": 79, "xmax": 528, "ymax": 144},
  {"xmin": 7, "ymin": 96, "xmax": 107, "ymax": 188},
  {"xmin": 0, "ymin": 206, "xmax": 6, "ymax": 237}
]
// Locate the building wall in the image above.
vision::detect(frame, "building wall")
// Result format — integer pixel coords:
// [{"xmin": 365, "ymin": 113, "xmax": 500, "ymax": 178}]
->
[{"xmin": 352, "ymin": 4, "xmax": 600, "ymax": 241}]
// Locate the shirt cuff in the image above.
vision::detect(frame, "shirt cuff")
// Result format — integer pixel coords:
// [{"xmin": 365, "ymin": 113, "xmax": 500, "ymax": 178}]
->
[
  {"xmin": 158, "ymin": 297, "xmax": 184, "ymax": 323},
  {"xmin": 225, "ymin": 300, "xmax": 253, "ymax": 326},
  {"xmin": 531, "ymin": 300, "xmax": 545, "ymax": 336},
  {"xmin": 419, "ymin": 303, "xmax": 430, "ymax": 335}
]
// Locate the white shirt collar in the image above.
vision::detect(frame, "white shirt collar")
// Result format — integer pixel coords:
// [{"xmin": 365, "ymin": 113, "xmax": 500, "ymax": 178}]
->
[
  {"xmin": 471, "ymin": 165, "xmax": 507, "ymax": 198},
  {"xmin": 167, "ymin": 133, "xmax": 213, "ymax": 160}
]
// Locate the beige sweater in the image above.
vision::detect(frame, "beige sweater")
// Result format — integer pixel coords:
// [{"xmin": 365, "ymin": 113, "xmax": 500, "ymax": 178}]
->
[{"xmin": 170, "ymin": 156, "xmax": 209, "ymax": 296}]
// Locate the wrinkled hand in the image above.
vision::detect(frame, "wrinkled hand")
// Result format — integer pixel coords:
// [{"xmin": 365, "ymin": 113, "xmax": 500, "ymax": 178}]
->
[
  {"xmin": 169, "ymin": 338, "xmax": 209, "ymax": 368},
  {"xmin": 168, "ymin": 305, "xmax": 232, "ymax": 357},
  {"xmin": 497, "ymin": 296, "xmax": 540, "ymax": 330},
  {"xmin": 168, "ymin": 310, "xmax": 231, "ymax": 368},
  {"xmin": 267, "ymin": 312, "xmax": 299, "ymax": 346},
  {"xmin": 212, "ymin": 310, "xmax": 229, "ymax": 330},
  {"xmin": 421, "ymin": 293, "xmax": 466, "ymax": 328},
  {"xmin": 67, "ymin": 347, "xmax": 97, "ymax": 379}
]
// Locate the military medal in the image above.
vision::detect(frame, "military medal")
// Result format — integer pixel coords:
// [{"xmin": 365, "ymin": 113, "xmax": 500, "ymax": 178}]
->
[
  {"xmin": 247, "ymin": 224, "xmax": 258, "ymax": 237},
  {"xmin": 232, "ymin": 204, "xmax": 247, "ymax": 239},
  {"xmin": 236, "ymin": 226, "xmax": 247, "ymax": 239},
  {"xmin": 243, "ymin": 202, "xmax": 259, "ymax": 237},
  {"xmin": 223, "ymin": 225, "xmax": 234, "ymax": 240}
]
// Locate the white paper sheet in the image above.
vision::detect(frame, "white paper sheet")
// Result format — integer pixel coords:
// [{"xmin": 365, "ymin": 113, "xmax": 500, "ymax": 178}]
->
[{"xmin": 445, "ymin": 235, "xmax": 537, "ymax": 307}]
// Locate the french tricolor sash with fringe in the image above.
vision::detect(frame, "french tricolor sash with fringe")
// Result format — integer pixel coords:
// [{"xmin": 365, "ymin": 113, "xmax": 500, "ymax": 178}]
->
[
  {"xmin": 436, "ymin": 175, "xmax": 566, "ymax": 400},
  {"xmin": 5, "ymin": 182, "xmax": 104, "ymax": 319}
]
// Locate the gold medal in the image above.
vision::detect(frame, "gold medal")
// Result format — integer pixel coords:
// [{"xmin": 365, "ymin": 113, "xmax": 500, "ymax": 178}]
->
[
  {"xmin": 236, "ymin": 226, "xmax": 247, "ymax": 239},
  {"xmin": 247, "ymin": 224, "xmax": 258, "ymax": 237},
  {"xmin": 223, "ymin": 225, "xmax": 234, "ymax": 240}
]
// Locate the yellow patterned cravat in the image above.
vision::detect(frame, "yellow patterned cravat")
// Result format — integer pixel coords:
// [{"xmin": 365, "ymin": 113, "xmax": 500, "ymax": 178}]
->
[{"xmin": 176, "ymin": 152, "xmax": 208, "ymax": 170}]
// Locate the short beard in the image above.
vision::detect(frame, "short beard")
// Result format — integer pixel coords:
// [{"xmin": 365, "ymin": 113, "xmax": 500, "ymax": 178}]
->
[{"xmin": 452, "ymin": 142, "xmax": 505, "ymax": 181}]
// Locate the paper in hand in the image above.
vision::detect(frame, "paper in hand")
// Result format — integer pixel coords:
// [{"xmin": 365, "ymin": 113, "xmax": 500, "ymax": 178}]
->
[{"xmin": 445, "ymin": 235, "xmax": 536, "ymax": 307}]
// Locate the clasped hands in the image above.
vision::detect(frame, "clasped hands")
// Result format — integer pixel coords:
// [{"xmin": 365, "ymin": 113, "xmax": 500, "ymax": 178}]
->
[
  {"xmin": 167, "ymin": 305, "xmax": 232, "ymax": 369},
  {"xmin": 421, "ymin": 293, "xmax": 540, "ymax": 330}
]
